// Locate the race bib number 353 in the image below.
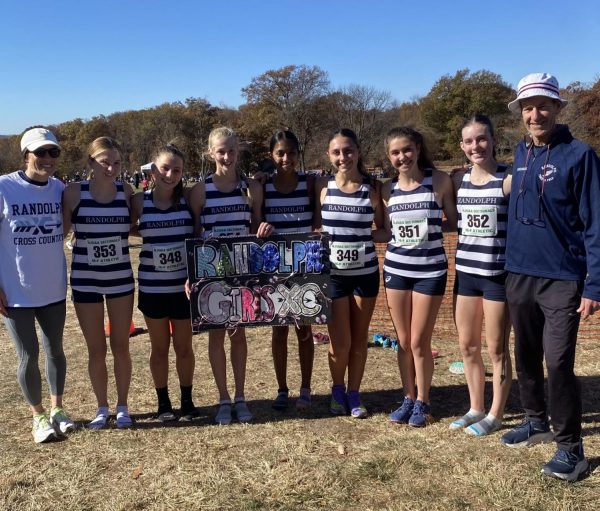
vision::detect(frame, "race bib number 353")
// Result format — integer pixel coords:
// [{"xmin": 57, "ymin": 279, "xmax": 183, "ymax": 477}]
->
[
  {"xmin": 461, "ymin": 206, "xmax": 497, "ymax": 237},
  {"xmin": 86, "ymin": 236, "xmax": 122, "ymax": 266},
  {"xmin": 330, "ymin": 242, "xmax": 366, "ymax": 269},
  {"xmin": 392, "ymin": 217, "xmax": 428, "ymax": 247},
  {"xmin": 153, "ymin": 243, "xmax": 186, "ymax": 272}
]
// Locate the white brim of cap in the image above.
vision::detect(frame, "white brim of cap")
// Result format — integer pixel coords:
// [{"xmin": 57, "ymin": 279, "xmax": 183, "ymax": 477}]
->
[
  {"xmin": 24, "ymin": 140, "xmax": 61, "ymax": 152},
  {"xmin": 508, "ymin": 89, "xmax": 568, "ymax": 113}
]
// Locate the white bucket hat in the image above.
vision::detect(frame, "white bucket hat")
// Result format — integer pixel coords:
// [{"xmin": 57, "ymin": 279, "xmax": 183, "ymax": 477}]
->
[
  {"xmin": 20, "ymin": 127, "xmax": 61, "ymax": 154},
  {"xmin": 508, "ymin": 72, "xmax": 568, "ymax": 113}
]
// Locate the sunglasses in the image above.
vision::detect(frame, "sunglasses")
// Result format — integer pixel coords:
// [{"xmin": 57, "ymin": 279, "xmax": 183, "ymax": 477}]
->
[{"xmin": 32, "ymin": 147, "xmax": 61, "ymax": 158}]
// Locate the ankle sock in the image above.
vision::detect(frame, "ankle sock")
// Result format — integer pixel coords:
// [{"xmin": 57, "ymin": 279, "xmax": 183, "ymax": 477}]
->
[
  {"xmin": 465, "ymin": 414, "xmax": 502, "ymax": 436},
  {"xmin": 449, "ymin": 408, "xmax": 485, "ymax": 429}
]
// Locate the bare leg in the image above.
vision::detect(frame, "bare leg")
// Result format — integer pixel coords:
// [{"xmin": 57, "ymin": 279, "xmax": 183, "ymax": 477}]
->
[
  {"xmin": 454, "ymin": 295, "xmax": 485, "ymax": 412},
  {"xmin": 482, "ymin": 299, "xmax": 512, "ymax": 420},
  {"xmin": 347, "ymin": 295, "xmax": 377, "ymax": 391},
  {"xmin": 271, "ymin": 326, "xmax": 289, "ymax": 390},
  {"xmin": 106, "ymin": 293, "xmax": 134, "ymax": 407},
  {"xmin": 75, "ymin": 301, "xmax": 108, "ymax": 407},
  {"xmin": 171, "ymin": 319, "xmax": 195, "ymax": 386},
  {"xmin": 145, "ymin": 316, "xmax": 171, "ymax": 388},
  {"xmin": 229, "ymin": 327, "xmax": 247, "ymax": 400},
  {"xmin": 386, "ymin": 289, "xmax": 416, "ymax": 399},
  {"xmin": 327, "ymin": 297, "xmax": 352, "ymax": 385},
  {"xmin": 208, "ymin": 329, "xmax": 229, "ymax": 402},
  {"xmin": 410, "ymin": 292, "xmax": 443, "ymax": 403}
]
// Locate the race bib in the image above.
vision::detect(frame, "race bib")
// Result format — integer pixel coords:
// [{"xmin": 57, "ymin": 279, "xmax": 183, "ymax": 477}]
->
[
  {"xmin": 86, "ymin": 236, "xmax": 122, "ymax": 266},
  {"xmin": 392, "ymin": 217, "xmax": 428, "ymax": 247},
  {"xmin": 330, "ymin": 241, "xmax": 366, "ymax": 269},
  {"xmin": 152, "ymin": 243, "xmax": 186, "ymax": 272},
  {"xmin": 461, "ymin": 206, "xmax": 497, "ymax": 237},
  {"xmin": 211, "ymin": 225, "xmax": 247, "ymax": 238}
]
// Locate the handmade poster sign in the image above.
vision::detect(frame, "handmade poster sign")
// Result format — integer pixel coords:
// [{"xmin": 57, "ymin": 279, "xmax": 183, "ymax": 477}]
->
[{"xmin": 186, "ymin": 233, "xmax": 330, "ymax": 332}]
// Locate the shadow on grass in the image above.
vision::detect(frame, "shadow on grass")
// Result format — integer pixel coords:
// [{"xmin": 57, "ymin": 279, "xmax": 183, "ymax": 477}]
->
[{"xmin": 116, "ymin": 375, "xmax": 600, "ymax": 431}]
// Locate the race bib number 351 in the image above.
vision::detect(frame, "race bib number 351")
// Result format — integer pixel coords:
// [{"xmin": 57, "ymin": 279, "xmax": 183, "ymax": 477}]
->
[
  {"xmin": 153, "ymin": 243, "xmax": 186, "ymax": 272},
  {"xmin": 461, "ymin": 206, "xmax": 497, "ymax": 237},
  {"xmin": 86, "ymin": 236, "xmax": 122, "ymax": 266},
  {"xmin": 392, "ymin": 217, "xmax": 428, "ymax": 247},
  {"xmin": 330, "ymin": 242, "xmax": 366, "ymax": 269}
]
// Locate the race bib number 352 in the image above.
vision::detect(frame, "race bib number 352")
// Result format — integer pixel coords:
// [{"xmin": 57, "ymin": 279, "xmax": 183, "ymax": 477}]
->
[
  {"xmin": 461, "ymin": 206, "xmax": 497, "ymax": 237},
  {"xmin": 330, "ymin": 242, "xmax": 366, "ymax": 269},
  {"xmin": 86, "ymin": 236, "xmax": 122, "ymax": 266},
  {"xmin": 153, "ymin": 243, "xmax": 186, "ymax": 272},
  {"xmin": 392, "ymin": 217, "xmax": 428, "ymax": 247}
]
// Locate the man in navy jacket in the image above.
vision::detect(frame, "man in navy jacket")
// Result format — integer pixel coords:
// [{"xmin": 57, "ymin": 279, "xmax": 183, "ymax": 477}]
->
[{"xmin": 501, "ymin": 72, "xmax": 600, "ymax": 481}]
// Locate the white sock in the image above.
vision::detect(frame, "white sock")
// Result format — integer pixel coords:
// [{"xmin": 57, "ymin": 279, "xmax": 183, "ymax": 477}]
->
[
  {"xmin": 449, "ymin": 408, "xmax": 485, "ymax": 429},
  {"xmin": 465, "ymin": 413, "xmax": 502, "ymax": 436}
]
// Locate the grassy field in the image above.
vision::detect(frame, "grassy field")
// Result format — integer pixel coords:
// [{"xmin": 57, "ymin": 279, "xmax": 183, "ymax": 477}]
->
[{"xmin": 1, "ymin": 244, "xmax": 599, "ymax": 511}]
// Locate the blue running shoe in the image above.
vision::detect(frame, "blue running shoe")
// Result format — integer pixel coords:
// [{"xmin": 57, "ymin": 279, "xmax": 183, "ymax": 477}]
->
[
  {"xmin": 541, "ymin": 444, "xmax": 589, "ymax": 482},
  {"xmin": 330, "ymin": 384, "xmax": 348, "ymax": 415},
  {"xmin": 389, "ymin": 397, "xmax": 414, "ymax": 424},
  {"xmin": 408, "ymin": 400, "xmax": 431, "ymax": 428},
  {"xmin": 347, "ymin": 391, "xmax": 367, "ymax": 419},
  {"xmin": 500, "ymin": 419, "xmax": 554, "ymax": 448}
]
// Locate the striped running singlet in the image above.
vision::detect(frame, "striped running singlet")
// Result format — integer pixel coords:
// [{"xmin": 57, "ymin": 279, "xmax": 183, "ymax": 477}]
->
[
  {"xmin": 456, "ymin": 165, "xmax": 508, "ymax": 276},
  {"xmin": 264, "ymin": 173, "xmax": 312, "ymax": 233},
  {"xmin": 200, "ymin": 175, "xmax": 251, "ymax": 239},
  {"xmin": 137, "ymin": 190, "xmax": 194, "ymax": 293},
  {"xmin": 383, "ymin": 169, "xmax": 447, "ymax": 278},
  {"xmin": 70, "ymin": 180, "xmax": 134, "ymax": 295},
  {"xmin": 321, "ymin": 176, "xmax": 377, "ymax": 276}
]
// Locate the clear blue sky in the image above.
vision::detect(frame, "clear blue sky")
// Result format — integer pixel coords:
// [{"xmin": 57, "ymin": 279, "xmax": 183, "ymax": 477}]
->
[{"xmin": 2, "ymin": 0, "xmax": 599, "ymax": 135}]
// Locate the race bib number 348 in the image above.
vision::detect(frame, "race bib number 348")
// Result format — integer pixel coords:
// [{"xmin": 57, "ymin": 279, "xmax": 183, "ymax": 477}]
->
[
  {"xmin": 392, "ymin": 217, "xmax": 428, "ymax": 247},
  {"xmin": 86, "ymin": 236, "xmax": 122, "ymax": 266},
  {"xmin": 330, "ymin": 242, "xmax": 366, "ymax": 269},
  {"xmin": 153, "ymin": 243, "xmax": 186, "ymax": 272},
  {"xmin": 461, "ymin": 206, "xmax": 497, "ymax": 237}
]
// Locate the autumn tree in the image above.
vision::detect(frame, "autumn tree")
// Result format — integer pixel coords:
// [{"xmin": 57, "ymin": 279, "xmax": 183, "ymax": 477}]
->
[
  {"xmin": 241, "ymin": 65, "xmax": 330, "ymax": 169},
  {"xmin": 420, "ymin": 69, "xmax": 515, "ymax": 159}
]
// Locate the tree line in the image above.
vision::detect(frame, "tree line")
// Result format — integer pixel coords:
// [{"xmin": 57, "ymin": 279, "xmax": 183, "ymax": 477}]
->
[{"xmin": 1, "ymin": 66, "xmax": 598, "ymax": 177}]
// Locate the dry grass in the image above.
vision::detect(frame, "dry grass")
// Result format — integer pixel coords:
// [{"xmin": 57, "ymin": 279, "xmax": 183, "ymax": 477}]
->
[{"xmin": 1, "ymin": 244, "xmax": 599, "ymax": 511}]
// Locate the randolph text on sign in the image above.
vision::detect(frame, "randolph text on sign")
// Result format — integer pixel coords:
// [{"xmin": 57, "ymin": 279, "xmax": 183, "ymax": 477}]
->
[{"xmin": 186, "ymin": 233, "xmax": 330, "ymax": 332}]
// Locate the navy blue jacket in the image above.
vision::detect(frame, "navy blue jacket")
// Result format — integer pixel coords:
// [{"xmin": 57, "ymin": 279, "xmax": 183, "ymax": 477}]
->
[{"xmin": 506, "ymin": 124, "xmax": 600, "ymax": 301}]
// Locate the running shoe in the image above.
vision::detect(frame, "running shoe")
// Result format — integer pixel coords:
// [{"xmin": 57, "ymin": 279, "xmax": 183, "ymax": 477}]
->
[
  {"xmin": 389, "ymin": 397, "xmax": 415, "ymax": 424},
  {"xmin": 32, "ymin": 413, "xmax": 57, "ymax": 444},
  {"xmin": 50, "ymin": 407, "xmax": 76, "ymax": 434},
  {"xmin": 541, "ymin": 444, "xmax": 589, "ymax": 482},
  {"xmin": 500, "ymin": 419, "xmax": 553, "ymax": 448},
  {"xmin": 408, "ymin": 400, "xmax": 432, "ymax": 428}
]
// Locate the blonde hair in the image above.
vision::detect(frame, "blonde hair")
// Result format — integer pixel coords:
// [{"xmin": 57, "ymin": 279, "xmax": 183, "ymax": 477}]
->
[
  {"xmin": 207, "ymin": 127, "xmax": 238, "ymax": 153},
  {"xmin": 88, "ymin": 136, "xmax": 123, "ymax": 160}
]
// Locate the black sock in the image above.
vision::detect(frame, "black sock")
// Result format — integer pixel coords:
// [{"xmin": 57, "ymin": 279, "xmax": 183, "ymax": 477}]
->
[
  {"xmin": 180, "ymin": 385, "xmax": 194, "ymax": 410},
  {"xmin": 156, "ymin": 387, "xmax": 172, "ymax": 412}
]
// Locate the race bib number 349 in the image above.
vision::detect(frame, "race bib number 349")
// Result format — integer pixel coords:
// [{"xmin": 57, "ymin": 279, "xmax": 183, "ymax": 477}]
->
[
  {"xmin": 392, "ymin": 217, "xmax": 428, "ymax": 247},
  {"xmin": 86, "ymin": 236, "xmax": 122, "ymax": 266},
  {"xmin": 461, "ymin": 206, "xmax": 497, "ymax": 237},
  {"xmin": 330, "ymin": 242, "xmax": 366, "ymax": 269},
  {"xmin": 153, "ymin": 243, "xmax": 186, "ymax": 272}
]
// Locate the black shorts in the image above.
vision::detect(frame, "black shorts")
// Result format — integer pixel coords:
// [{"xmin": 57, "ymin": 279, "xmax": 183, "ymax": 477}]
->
[
  {"xmin": 138, "ymin": 291, "xmax": 191, "ymax": 320},
  {"xmin": 383, "ymin": 271, "xmax": 447, "ymax": 296},
  {"xmin": 453, "ymin": 270, "xmax": 507, "ymax": 302},
  {"xmin": 72, "ymin": 289, "xmax": 134, "ymax": 304},
  {"xmin": 329, "ymin": 270, "xmax": 380, "ymax": 300}
]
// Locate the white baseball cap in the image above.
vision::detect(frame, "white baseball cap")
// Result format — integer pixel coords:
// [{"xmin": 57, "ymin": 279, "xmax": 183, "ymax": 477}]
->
[
  {"xmin": 20, "ymin": 127, "xmax": 61, "ymax": 153},
  {"xmin": 508, "ymin": 72, "xmax": 568, "ymax": 113}
]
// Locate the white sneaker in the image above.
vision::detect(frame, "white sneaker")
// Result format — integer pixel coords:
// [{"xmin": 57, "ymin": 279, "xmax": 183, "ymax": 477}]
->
[
  {"xmin": 88, "ymin": 407, "xmax": 109, "ymax": 430},
  {"xmin": 50, "ymin": 407, "xmax": 76, "ymax": 434},
  {"xmin": 32, "ymin": 413, "xmax": 58, "ymax": 444},
  {"xmin": 115, "ymin": 406, "xmax": 133, "ymax": 429}
]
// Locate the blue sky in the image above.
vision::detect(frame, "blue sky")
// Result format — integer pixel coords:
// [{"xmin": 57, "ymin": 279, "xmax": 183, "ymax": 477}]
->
[{"xmin": 1, "ymin": 0, "xmax": 599, "ymax": 135}]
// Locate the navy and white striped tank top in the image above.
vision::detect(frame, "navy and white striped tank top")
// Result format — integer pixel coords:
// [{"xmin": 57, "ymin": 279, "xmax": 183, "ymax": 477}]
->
[
  {"xmin": 70, "ymin": 181, "xmax": 134, "ymax": 295},
  {"xmin": 456, "ymin": 165, "xmax": 508, "ymax": 276},
  {"xmin": 201, "ymin": 175, "xmax": 251, "ymax": 239},
  {"xmin": 321, "ymin": 176, "xmax": 377, "ymax": 276},
  {"xmin": 138, "ymin": 191, "xmax": 194, "ymax": 293},
  {"xmin": 384, "ymin": 169, "xmax": 447, "ymax": 278},
  {"xmin": 264, "ymin": 173, "xmax": 312, "ymax": 233}
]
